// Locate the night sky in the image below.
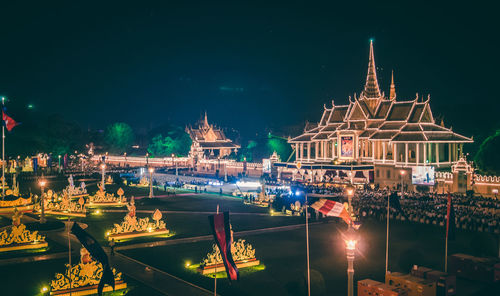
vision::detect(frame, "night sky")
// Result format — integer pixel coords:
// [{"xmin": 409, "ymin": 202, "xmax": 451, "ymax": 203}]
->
[{"xmin": 0, "ymin": 1, "xmax": 498, "ymax": 139}]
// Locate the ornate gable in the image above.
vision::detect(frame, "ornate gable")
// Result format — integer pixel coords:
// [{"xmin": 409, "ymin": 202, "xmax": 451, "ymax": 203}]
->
[{"xmin": 349, "ymin": 102, "xmax": 367, "ymax": 121}]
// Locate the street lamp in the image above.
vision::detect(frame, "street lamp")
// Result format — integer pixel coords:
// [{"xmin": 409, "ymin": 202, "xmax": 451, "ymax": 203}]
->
[
  {"xmin": 400, "ymin": 170, "xmax": 406, "ymax": 196},
  {"xmin": 345, "ymin": 235, "xmax": 357, "ymax": 296},
  {"xmin": 39, "ymin": 179, "xmax": 47, "ymax": 224},
  {"xmin": 100, "ymin": 164, "xmax": 106, "ymax": 191},
  {"xmin": 345, "ymin": 185, "xmax": 355, "ymax": 228},
  {"xmin": 58, "ymin": 155, "xmax": 61, "ymax": 172},
  {"xmin": 149, "ymin": 167, "xmax": 154, "ymax": 198}
]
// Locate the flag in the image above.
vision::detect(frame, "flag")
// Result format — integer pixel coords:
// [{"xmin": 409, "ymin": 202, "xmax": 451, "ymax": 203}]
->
[
  {"xmin": 2, "ymin": 107, "xmax": 19, "ymax": 131},
  {"xmin": 208, "ymin": 212, "xmax": 239, "ymax": 281},
  {"xmin": 446, "ymin": 193, "xmax": 456, "ymax": 241},
  {"xmin": 389, "ymin": 192, "xmax": 402, "ymax": 212},
  {"xmin": 32, "ymin": 157, "xmax": 38, "ymax": 174},
  {"xmin": 71, "ymin": 222, "xmax": 115, "ymax": 295},
  {"xmin": 63, "ymin": 154, "xmax": 68, "ymax": 168},
  {"xmin": 311, "ymin": 199, "xmax": 352, "ymax": 226}
]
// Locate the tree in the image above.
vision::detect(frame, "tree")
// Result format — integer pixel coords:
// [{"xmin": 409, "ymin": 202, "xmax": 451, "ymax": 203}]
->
[
  {"xmin": 474, "ymin": 129, "xmax": 500, "ymax": 175},
  {"xmin": 104, "ymin": 122, "xmax": 134, "ymax": 153},
  {"xmin": 147, "ymin": 125, "xmax": 192, "ymax": 157}
]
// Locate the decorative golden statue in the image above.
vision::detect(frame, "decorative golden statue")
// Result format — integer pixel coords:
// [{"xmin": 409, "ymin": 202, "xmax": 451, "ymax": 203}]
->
[
  {"xmin": 50, "ymin": 247, "xmax": 126, "ymax": 294},
  {"xmin": 199, "ymin": 238, "xmax": 260, "ymax": 274},
  {"xmin": 89, "ymin": 187, "xmax": 125, "ymax": 206},
  {"xmin": 107, "ymin": 198, "xmax": 169, "ymax": 241},
  {"xmin": 0, "ymin": 208, "xmax": 47, "ymax": 252}
]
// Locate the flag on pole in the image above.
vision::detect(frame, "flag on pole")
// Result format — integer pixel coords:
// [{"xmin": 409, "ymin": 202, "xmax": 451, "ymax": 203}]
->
[
  {"xmin": 2, "ymin": 107, "xmax": 19, "ymax": 131},
  {"xmin": 208, "ymin": 211, "xmax": 239, "ymax": 281},
  {"xmin": 71, "ymin": 222, "xmax": 115, "ymax": 295},
  {"xmin": 446, "ymin": 193, "xmax": 456, "ymax": 241},
  {"xmin": 311, "ymin": 199, "xmax": 352, "ymax": 226}
]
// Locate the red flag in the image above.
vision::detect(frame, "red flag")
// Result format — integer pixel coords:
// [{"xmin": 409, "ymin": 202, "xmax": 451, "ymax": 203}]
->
[
  {"xmin": 2, "ymin": 108, "xmax": 19, "ymax": 132},
  {"xmin": 311, "ymin": 199, "xmax": 352, "ymax": 226},
  {"xmin": 208, "ymin": 212, "xmax": 239, "ymax": 281}
]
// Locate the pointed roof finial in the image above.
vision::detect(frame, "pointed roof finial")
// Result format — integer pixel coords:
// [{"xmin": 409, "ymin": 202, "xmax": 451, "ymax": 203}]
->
[
  {"xmin": 203, "ymin": 111, "xmax": 209, "ymax": 128},
  {"xmin": 389, "ymin": 70, "xmax": 396, "ymax": 101},
  {"xmin": 362, "ymin": 39, "xmax": 382, "ymax": 98}
]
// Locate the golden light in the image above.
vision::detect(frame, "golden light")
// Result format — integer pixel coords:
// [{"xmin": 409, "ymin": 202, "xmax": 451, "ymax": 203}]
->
[
  {"xmin": 149, "ymin": 168, "xmax": 154, "ymax": 174},
  {"xmin": 95, "ymin": 209, "xmax": 101, "ymax": 215},
  {"xmin": 185, "ymin": 261, "xmax": 191, "ymax": 268},
  {"xmin": 39, "ymin": 180, "xmax": 47, "ymax": 187},
  {"xmin": 41, "ymin": 286, "xmax": 48, "ymax": 293},
  {"xmin": 100, "ymin": 164, "xmax": 106, "ymax": 170},
  {"xmin": 147, "ymin": 227, "xmax": 153, "ymax": 233},
  {"xmin": 106, "ymin": 231, "xmax": 110, "ymax": 236},
  {"xmin": 400, "ymin": 170, "xmax": 406, "ymax": 176},
  {"xmin": 345, "ymin": 185, "xmax": 355, "ymax": 197},
  {"xmin": 345, "ymin": 239, "xmax": 357, "ymax": 251}
]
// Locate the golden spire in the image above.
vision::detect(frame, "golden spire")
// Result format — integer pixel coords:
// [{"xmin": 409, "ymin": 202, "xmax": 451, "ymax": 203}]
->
[
  {"xmin": 203, "ymin": 111, "xmax": 209, "ymax": 128},
  {"xmin": 389, "ymin": 70, "xmax": 396, "ymax": 101},
  {"xmin": 362, "ymin": 39, "xmax": 381, "ymax": 98}
]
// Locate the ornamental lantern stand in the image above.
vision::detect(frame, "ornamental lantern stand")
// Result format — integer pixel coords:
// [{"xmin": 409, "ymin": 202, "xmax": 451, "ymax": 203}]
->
[{"xmin": 39, "ymin": 179, "xmax": 47, "ymax": 224}]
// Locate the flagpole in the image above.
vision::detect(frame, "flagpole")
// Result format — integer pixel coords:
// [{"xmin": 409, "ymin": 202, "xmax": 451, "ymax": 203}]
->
[
  {"xmin": 445, "ymin": 229, "xmax": 448, "ymax": 273},
  {"xmin": 68, "ymin": 217, "xmax": 72, "ymax": 296},
  {"xmin": 385, "ymin": 193, "xmax": 390, "ymax": 275},
  {"xmin": 2, "ymin": 96, "xmax": 5, "ymax": 200},
  {"xmin": 445, "ymin": 193, "xmax": 450, "ymax": 273},
  {"xmin": 214, "ymin": 204, "xmax": 219, "ymax": 296},
  {"xmin": 305, "ymin": 193, "xmax": 311, "ymax": 296}
]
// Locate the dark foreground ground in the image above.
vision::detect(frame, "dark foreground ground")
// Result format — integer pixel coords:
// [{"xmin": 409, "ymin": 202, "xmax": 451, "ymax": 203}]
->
[{"xmin": 0, "ymin": 182, "xmax": 498, "ymax": 296}]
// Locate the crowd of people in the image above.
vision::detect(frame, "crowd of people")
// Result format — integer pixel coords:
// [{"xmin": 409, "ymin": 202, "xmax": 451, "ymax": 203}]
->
[{"xmin": 273, "ymin": 184, "xmax": 500, "ymax": 234}]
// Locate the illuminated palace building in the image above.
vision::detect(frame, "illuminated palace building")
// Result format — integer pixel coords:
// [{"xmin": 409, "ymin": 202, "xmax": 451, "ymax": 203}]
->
[
  {"xmin": 276, "ymin": 41, "xmax": 472, "ymax": 188},
  {"xmin": 186, "ymin": 112, "xmax": 240, "ymax": 160}
]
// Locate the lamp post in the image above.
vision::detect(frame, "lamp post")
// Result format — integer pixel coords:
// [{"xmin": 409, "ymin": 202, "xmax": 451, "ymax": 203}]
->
[
  {"xmin": 345, "ymin": 237, "xmax": 357, "ymax": 296},
  {"xmin": 39, "ymin": 179, "xmax": 47, "ymax": 224},
  {"xmin": 400, "ymin": 170, "xmax": 406, "ymax": 196},
  {"xmin": 149, "ymin": 167, "xmax": 154, "ymax": 198},
  {"xmin": 345, "ymin": 185, "xmax": 355, "ymax": 228},
  {"xmin": 58, "ymin": 155, "xmax": 61, "ymax": 172},
  {"xmin": 100, "ymin": 164, "xmax": 106, "ymax": 191}
]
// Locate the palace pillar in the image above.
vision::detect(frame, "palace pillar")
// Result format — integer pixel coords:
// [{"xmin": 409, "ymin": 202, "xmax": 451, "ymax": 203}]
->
[
  {"xmin": 393, "ymin": 143, "xmax": 397, "ymax": 164},
  {"xmin": 416, "ymin": 143, "xmax": 420, "ymax": 164},
  {"xmin": 405, "ymin": 143, "xmax": 408, "ymax": 165},
  {"xmin": 382, "ymin": 142, "xmax": 386, "ymax": 163},
  {"xmin": 332, "ymin": 140, "xmax": 336, "ymax": 159},
  {"xmin": 295, "ymin": 144, "xmax": 299, "ymax": 161},
  {"xmin": 423, "ymin": 144, "xmax": 427, "ymax": 165},
  {"xmin": 307, "ymin": 142, "xmax": 311, "ymax": 162},
  {"xmin": 315, "ymin": 142, "xmax": 319, "ymax": 159},
  {"xmin": 436, "ymin": 143, "xmax": 440, "ymax": 166}
]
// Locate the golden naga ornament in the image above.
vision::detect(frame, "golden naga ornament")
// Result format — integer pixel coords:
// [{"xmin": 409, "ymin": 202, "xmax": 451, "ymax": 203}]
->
[
  {"xmin": 199, "ymin": 239, "xmax": 260, "ymax": 274},
  {"xmin": 0, "ymin": 208, "xmax": 47, "ymax": 252},
  {"xmin": 37, "ymin": 192, "xmax": 87, "ymax": 217},
  {"xmin": 106, "ymin": 197, "xmax": 169, "ymax": 241},
  {"xmin": 88, "ymin": 188, "xmax": 125, "ymax": 205},
  {"xmin": 50, "ymin": 248, "xmax": 126, "ymax": 294},
  {"xmin": 63, "ymin": 175, "xmax": 88, "ymax": 198}
]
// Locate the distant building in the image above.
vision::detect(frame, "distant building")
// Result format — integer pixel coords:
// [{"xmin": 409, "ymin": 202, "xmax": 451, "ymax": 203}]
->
[
  {"xmin": 276, "ymin": 41, "xmax": 473, "ymax": 188},
  {"xmin": 186, "ymin": 112, "xmax": 240, "ymax": 160}
]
